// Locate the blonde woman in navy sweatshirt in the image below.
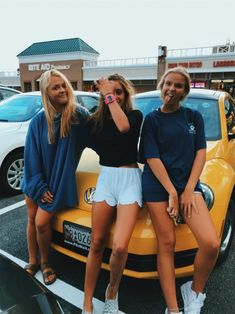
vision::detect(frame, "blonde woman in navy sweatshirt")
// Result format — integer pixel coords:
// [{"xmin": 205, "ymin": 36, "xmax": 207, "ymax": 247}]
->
[{"xmin": 23, "ymin": 69, "xmax": 90, "ymax": 285}]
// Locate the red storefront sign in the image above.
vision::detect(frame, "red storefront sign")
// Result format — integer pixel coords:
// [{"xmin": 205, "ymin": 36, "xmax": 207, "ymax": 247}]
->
[
  {"xmin": 168, "ymin": 62, "xmax": 202, "ymax": 68},
  {"xmin": 213, "ymin": 60, "xmax": 235, "ymax": 67}
]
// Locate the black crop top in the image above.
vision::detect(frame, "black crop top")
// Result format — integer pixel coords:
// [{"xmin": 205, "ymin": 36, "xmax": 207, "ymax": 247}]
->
[{"xmin": 89, "ymin": 110, "xmax": 143, "ymax": 167}]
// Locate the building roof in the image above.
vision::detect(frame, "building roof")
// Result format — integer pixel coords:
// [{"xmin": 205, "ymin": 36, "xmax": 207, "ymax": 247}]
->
[{"xmin": 17, "ymin": 38, "xmax": 99, "ymax": 57}]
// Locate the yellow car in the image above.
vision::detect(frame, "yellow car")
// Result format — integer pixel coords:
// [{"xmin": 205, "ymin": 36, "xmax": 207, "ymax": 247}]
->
[{"xmin": 51, "ymin": 88, "xmax": 235, "ymax": 279}]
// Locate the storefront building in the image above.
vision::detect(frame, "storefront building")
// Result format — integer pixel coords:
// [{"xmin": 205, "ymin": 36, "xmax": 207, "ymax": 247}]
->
[
  {"xmin": 2, "ymin": 39, "xmax": 235, "ymax": 97},
  {"xmin": 17, "ymin": 38, "xmax": 99, "ymax": 92},
  {"xmin": 83, "ymin": 43, "xmax": 235, "ymax": 97},
  {"xmin": 166, "ymin": 44, "xmax": 235, "ymax": 96}
]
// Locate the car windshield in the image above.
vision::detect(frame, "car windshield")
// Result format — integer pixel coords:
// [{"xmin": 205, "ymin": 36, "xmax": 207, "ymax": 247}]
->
[
  {"xmin": 134, "ymin": 96, "xmax": 162, "ymax": 117},
  {"xmin": 134, "ymin": 94, "xmax": 221, "ymax": 141},
  {"xmin": 0, "ymin": 95, "xmax": 42, "ymax": 122},
  {"xmin": 79, "ymin": 95, "xmax": 99, "ymax": 113},
  {"xmin": 182, "ymin": 96, "xmax": 221, "ymax": 141},
  {"xmin": 0, "ymin": 88, "xmax": 20, "ymax": 101}
]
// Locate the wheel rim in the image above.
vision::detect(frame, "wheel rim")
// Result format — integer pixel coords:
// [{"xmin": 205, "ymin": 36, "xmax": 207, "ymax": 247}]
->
[
  {"xmin": 7, "ymin": 158, "xmax": 24, "ymax": 191},
  {"xmin": 220, "ymin": 213, "xmax": 232, "ymax": 254}
]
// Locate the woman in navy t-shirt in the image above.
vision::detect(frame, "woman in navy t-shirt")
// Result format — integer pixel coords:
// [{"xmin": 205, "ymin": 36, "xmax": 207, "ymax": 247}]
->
[{"xmin": 139, "ymin": 67, "xmax": 219, "ymax": 314}]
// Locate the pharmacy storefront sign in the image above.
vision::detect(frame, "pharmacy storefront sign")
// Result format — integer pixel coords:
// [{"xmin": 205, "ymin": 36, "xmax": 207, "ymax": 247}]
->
[{"xmin": 28, "ymin": 63, "xmax": 71, "ymax": 71}]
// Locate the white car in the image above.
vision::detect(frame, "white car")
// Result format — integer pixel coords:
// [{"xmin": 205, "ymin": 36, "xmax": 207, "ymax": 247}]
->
[
  {"xmin": 0, "ymin": 91, "xmax": 99, "ymax": 195},
  {"xmin": 0, "ymin": 85, "xmax": 21, "ymax": 101}
]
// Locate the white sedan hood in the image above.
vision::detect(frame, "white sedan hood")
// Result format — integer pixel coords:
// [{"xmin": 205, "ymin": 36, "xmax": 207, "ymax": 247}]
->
[{"xmin": 0, "ymin": 122, "xmax": 22, "ymax": 134}]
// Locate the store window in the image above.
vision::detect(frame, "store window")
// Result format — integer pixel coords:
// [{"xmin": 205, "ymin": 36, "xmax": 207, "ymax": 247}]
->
[
  {"xmin": 24, "ymin": 82, "xmax": 32, "ymax": 92},
  {"xmin": 35, "ymin": 81, "xmax": 40, "ymax": 91},
  {"xmin": 71, "ymin": 82, "xmax": 77, "ymax": 90}
]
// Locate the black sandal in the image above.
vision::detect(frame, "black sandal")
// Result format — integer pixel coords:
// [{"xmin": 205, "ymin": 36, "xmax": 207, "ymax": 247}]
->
[
  {"xmin": 24, "ymin": 263, "xmax": 40, "ymax": 276},
  {"xmin": 40, "ymin": 263, "xmax": 57, "ymax": 285}
]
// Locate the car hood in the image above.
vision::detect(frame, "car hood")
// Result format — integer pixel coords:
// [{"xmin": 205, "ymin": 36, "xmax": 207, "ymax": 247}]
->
[
  {"xmin": 0, "ymin": 121, "xmax": 22, "ymax": 133},
  {"xmin": 78, "ymin": 148, "xmax": 100, "ymax": 172},
  {"xmin": 0, "ymin": 253, "xmax": 63, "ymax": 313},
  {"xmin": 4, "ymin": 292, "xmax": 63, "ymax": 314},
  {"xmin": 206, "ymin": 140, "xmax": 227, "ymax": 160}
]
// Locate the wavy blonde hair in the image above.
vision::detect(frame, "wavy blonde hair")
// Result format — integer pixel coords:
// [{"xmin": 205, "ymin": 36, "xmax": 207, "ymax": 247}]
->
[
  {"xmin": 90, "ymin": 73, "xmax": 135, "ymax": 132},
  {"xmin": 40, "ymin": 69, "xmax": 77, "ymax": 143}
]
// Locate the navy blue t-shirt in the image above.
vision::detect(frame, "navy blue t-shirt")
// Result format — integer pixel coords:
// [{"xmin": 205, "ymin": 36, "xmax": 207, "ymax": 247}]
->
[{"xmin": 139, "ymin": 106, "xmax": 206, "ymax": 201}]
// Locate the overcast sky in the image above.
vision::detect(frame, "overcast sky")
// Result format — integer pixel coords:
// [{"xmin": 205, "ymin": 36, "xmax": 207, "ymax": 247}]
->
[{"xmin": 1, "ymin": 0, "xmax": 235, "ymax": 72}]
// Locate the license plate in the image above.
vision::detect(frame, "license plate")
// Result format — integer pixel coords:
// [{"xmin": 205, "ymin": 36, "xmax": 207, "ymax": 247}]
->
[{"xmin": 63, "ymin": 221, "xmax": 91, "ymax": 251}]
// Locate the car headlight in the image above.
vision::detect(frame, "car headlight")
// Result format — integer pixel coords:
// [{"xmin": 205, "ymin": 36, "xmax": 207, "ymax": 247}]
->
[{"xmin": 200, "ymin": 183, "xmax": 214, "ymax": 210}]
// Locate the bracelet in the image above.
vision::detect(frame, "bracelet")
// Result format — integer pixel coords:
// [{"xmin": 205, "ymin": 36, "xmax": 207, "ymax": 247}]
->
[{"xmin": 104, "ymin": 94, "xmax": 116, "ymax": 105}]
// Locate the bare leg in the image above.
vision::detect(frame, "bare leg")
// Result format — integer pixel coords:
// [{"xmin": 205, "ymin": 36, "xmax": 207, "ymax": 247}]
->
[
  {"xmin": 185, "ymin": 194, "xmax": 220, "ymax": 293},
  {"xmin": 107, "ymin": 202, "xmax": 140, "ymax": 299},
  {"xmin": 35, "ymin": 207, "xmax": 55, "ymax": 283},
  {"xmin": 83, "ymin": 201, "xmax": 115, "ymax": 312},
  {"xmin": 35, "ymin": 207, "xmax": 54, "ymax": 264},
  {"xmin": 25, "ymin": 196, "xmax": 39, "ymax": 269},
  {"xmin": 147, "ymin": 201, "xmax": 180, "ymax": 312}
]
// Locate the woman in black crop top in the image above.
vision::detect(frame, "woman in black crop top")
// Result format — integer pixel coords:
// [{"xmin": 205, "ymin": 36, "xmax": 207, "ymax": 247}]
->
[{"xmin": 82, "ymin": 74, "xmax": 143, "ymax": 314}]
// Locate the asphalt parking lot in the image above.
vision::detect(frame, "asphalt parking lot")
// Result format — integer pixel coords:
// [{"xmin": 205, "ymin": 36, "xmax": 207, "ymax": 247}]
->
[{"xmin": 0, "ymin": 192, "xmax": 235, "ymax": 314}]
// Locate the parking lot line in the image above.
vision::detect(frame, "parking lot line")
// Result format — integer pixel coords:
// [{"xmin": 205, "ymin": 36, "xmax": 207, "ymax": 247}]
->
[{"xmin": 0, "ymin": 200, "xmax": 25, "ymax": 215}]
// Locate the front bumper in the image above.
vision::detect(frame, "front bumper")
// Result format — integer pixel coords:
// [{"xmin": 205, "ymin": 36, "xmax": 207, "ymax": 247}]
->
[
  {"xmin": 51, "ymin": 230, "xmax": 196, "ymax": 279},
  {"xmin": 51, "ymin": 207, "xmax": 198, "ymax": 279}
]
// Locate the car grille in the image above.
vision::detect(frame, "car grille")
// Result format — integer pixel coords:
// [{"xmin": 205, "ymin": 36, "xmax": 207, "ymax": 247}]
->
[{"xmin": 52, "ymin": 231, "xmax": 197, "ymax": 272}]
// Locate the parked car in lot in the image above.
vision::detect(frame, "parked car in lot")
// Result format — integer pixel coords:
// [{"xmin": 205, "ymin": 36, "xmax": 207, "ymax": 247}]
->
[
  {"xmin": 0, "ymin": 251, "xmax": 63, "ymax": 313},
  {"xmin": 51, "ymin": 88, "xmax": 235, "ymax": 279},
  {"xmin": 0, "ymin": 91, "xmax": 99, "ymax": 195},
  {"xmin": 0, "ymin": 85, "xmax": 21, "ymax": 101}
]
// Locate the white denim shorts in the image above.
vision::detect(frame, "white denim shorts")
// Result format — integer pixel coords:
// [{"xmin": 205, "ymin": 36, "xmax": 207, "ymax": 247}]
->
[{"xmin": 93, "ymin": 166, "xmax": 142, "ymax": 207}]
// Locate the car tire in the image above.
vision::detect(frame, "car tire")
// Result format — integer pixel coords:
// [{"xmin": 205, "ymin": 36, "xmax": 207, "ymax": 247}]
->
[
  {"xmin": 217, "ymin": 199, "xmax": 235, "ymax": 265},
  {"xmin": 0, "ymin": 151, "xmax": 24, "ymax": 196}
]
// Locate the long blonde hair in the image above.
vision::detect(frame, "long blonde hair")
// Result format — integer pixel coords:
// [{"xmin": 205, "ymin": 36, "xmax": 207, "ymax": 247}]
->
[
  {"xmin": 40, "ymin": 69, "xmax": 76, "ymax": 143},
  {"xmin": 90, "ymin": 73, "xmax": 135, "ymax": 132}
]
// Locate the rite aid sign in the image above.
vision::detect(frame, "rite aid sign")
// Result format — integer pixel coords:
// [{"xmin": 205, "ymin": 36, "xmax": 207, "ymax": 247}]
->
[{"xmin": 28, "ymin": 63, "xmax": 71, "ymax": 71}]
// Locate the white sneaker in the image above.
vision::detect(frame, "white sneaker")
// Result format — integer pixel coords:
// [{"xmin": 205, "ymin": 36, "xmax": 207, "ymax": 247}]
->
[
  {"xmin": 103, "ymin": 284, "xmax": 119, "ymax": 314},
  {"xmin": 165, "ymin": 308, "xmax": 183, "ymax": 314},
  {"xmin": 82, "ymin": 310, "xmax": 95, "ymax": 314},
  {"xmin": 181, "ymin": 281, "xmax": 206, "ymax": 314},
  {"xmin": 82, "ymin": 304, "xmax": 95, "ymax": 314}
]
